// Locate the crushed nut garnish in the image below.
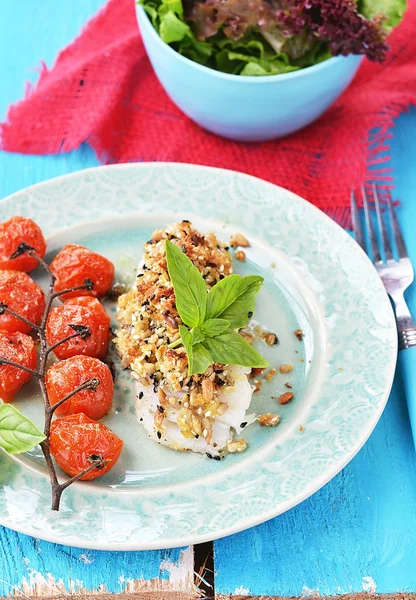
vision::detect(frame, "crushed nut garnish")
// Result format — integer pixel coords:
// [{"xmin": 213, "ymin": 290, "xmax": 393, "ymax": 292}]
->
[
  {"xmin": 250, "ymin": 367, "xmax": 265, "ymax": 379},
  {"xmin": 230, "ymin": 233, "xmax": 250, "ymax": 248},
  {"xmin": 294, "ymin": 329, "xmax": 303, "ymax": 341},
  {"xmin": 265, "ymin": 368, "xmax": 277, "ymax": 382},
  {"xmin": 299, "ymin": 425, "xmax": 305, "ymax": 431},
  {"xmin": 235, "ymin": 250, "xmax": 246, "ymax": 262},
  {"xmin": 279, "ymin": 364, "xmax": 293, "ymax": 374},
  {"xmin": 285, "ymin": 382, "xmax": 292, "ymax": 389},
  {"xmin": 263, "ymin": 332, "xmax": 278, "ymax": 346},
  {"xmin": 271, "ymin": 262, "xmax": 276, "ymax": 268},
  {"xmin": 278, "ymin": 391, "xmax": 294, "ymax": 405},
  {"xmin": 258, "ymin": 413, "xmax": 280, "ymax": 427},
  {"xmin": 227, "ymin": 439, "xmax": 248, "ymax": 453},
  {"xmin": 299, "ymin": 358, "xmax": 304, "ymax": 362},
  {"xmin": 114, "ymin": 221, "xmax": 236, "ymax": 445}
]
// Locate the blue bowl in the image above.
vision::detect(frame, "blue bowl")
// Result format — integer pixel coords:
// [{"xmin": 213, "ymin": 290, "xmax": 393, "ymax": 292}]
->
[{"xmin": 136, "ymin": 5, "xmax": 363, "ymax": 142}]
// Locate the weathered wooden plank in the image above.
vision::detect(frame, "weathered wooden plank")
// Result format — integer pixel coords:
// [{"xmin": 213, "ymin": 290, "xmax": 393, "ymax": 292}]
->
[
  {"xmin": 215, "ymin": 596, "xmax": 416, "ymax": 600},
  {"xmin": 0, "ymin": 529, "xmax": 197, "ymax": 597}
]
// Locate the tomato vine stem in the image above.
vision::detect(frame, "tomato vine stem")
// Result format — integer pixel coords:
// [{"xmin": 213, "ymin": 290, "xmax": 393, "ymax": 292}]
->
[{"xmin": 0, "ymin": 245, "xmax": 102, "ymax": 511}]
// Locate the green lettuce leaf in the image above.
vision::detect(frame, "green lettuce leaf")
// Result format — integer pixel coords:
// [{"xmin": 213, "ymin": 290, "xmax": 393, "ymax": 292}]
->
[{"xmin": 359, "ymin": 0, "xmax": 406, "ymax": 30}]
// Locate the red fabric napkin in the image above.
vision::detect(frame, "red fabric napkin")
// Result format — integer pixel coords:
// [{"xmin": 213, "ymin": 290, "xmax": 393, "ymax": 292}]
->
[{"xmin": 1, "ymin": 0, "xmax": 415, "ymax": 225}]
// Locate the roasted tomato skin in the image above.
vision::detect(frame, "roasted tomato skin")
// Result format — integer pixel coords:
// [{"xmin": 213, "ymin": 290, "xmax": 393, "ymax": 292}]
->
[
  {"xmin": 0, "ymin": 270, "xmax": 45, "ymax": 334},
  {"xmin": 0, "ymin": 331, "xmax": 37, "ymax": 402},
  {"xmin": 46, "ymin": 355, "xmax": 114, "ymax": 420},
  {"xmin": 46, "ymin": 297, "xmax": 111, "ymax": 360},
  {"xmin": 49, "ymin": 413, "xmax": 123, "ymax": 480},
  {"xmin": 50, "ymin": 244, "xmax": 115, "ymax": 300},
  {"xmin": 0, "ymin": 216, "xmax": 46, "ymax": 272}
]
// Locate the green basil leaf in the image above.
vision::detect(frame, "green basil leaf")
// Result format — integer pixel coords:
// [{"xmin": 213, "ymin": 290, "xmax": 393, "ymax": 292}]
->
[
  {"xmin": 0, "ymin": 404, "xmax": 46, "ymax": 455},
  {"xmin": 192, "ymin": 343, "xmax": 213, "ymax": 375},
  {"xmin": 198, "ymin": 318, "xmax": 230, "ymax": 338},
  {"xmin": 179, "ymin": 325, "xmax": 194, "ymax": 375},
  {"xmin": 202, "ymin": 330, "xmax": 269, "ymax": 368},
  {"xmin": 190, "ymin": 328, "xmax": 205, "ymax": 345},
  {"xmin": 166, "ymin": 240, "xmax": 207, "ymax": 327},
  {"xmin": 207, "ymin": 275, "xmax": 264, "ymax": 328}
]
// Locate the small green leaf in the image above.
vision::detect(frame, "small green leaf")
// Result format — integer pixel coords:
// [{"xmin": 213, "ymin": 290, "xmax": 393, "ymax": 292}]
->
[
  {"xmin": 179, "ymin": 325, "xmax": 194, "ymax": 375},
  {"xmin": 190, "ymin": 328, "xmax": 205, "ymax": 345},
  {"xmin": 159, "ymin": 10, "xmax": 190, "ymax": 43},
  {"xmin": 203, "ymin": 330, "xmax": 269, "ymax": 369},
  {"xmin": 192, "ymin": 343, "xmax": 213, "ymax": 374},
  {"xmin": 207, "ymin": 275, "xmax": 264, "ymax": 328},
  {"xmin": 197, "ymin": 318, "xmax": 230, "ymax": 338},
  {"xmin": 166, "ymin": 240, "xmax": 207, "ymax": 327},
  {"xmin": 161, "ymin": 0, "xmax": 184, "ymax": 16},
  {"xmin": 0, "ymin": 404, "xmax": 46, "ymax": 455}
]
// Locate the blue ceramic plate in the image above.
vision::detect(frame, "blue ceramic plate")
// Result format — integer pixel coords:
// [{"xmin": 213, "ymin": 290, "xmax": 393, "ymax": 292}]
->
[{"xmin": 0, "ymin": 163, "xmax": 397, "ymax": 550}]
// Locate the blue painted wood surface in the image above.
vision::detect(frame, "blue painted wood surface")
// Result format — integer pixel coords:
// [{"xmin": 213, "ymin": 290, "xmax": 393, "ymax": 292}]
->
[{"xmin": 1, "ymin": 1, "xmax": 416, "ymax": 596}]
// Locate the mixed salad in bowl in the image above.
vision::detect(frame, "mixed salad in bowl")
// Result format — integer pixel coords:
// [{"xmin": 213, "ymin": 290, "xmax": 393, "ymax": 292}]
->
[{"xmin": 139, "ymin": 0, "xmax": 406, "ymax": 76}]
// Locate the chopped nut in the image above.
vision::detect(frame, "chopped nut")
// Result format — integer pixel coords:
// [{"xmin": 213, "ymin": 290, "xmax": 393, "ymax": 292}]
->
[
  {"xmin": 158, "ymin": 387, "xmax": 167, "ymax": 405},
  {"xmin": 271, "ymin": 262, "xmax": 276, "ymax": 268},
  {"xmin": 253, "ymin": 386, "xmax": 261, "ymax": 393},
  {"xmin": 264, "ymin": 333, "xmax": 278, "ymax": 346},
  {"xmin": 234, "ymin": 250, "xmax": 246, "ymax": 262},
  {"xmin": 285, "ymin": 382, "xmax": 293, "ymax": 389},
  {"xmin": 299, "ymin": 358, "xmax": 304, "ymax": 362},
  {"xmin": 265, "ymin": 368, "xmax": 277, "ymax": 382},
  {"xmin": 230, "ymin": 233, "xmax": 250, "ymax": 248},
  {"xmin": 258, "ymin": 413, "xmax": 280, "ymax": 427},
  {"xmin": 294, "ymin": 329, "xmax": 303, "ymax": 341},
  {"xmin": 154, "ymin": 409, "xmax": 165, "ymax": 428},
  {"xmin": 278, "ymin": 391, "xmax": 294, "ymax": 405},
  {"xmin": 216, "ymin": 402, "xmax": 228, "ymax": 416},
  {"xmin": 227, "ymin": 439, "xmax": 248, "ymax": 453},
  {"xmin": 299, "ymin": 425, "xmax": 305, "ymax": 431},
  {"xmin": 202, "ymin": 378, "xmax": 214, "ymax": 401},
  {"xmin": 250, "ymin": 367, "xmax": 265, "ymax": 379},
  {"xmin": 279, "ymin": 364, "xmax": 293, "ymax": 374}
]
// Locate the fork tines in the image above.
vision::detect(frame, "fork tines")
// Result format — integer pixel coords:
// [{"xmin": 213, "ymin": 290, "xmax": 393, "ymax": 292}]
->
[{"xmin": 351, "ymin": 185, "xmax": 408, "ymax": 263}]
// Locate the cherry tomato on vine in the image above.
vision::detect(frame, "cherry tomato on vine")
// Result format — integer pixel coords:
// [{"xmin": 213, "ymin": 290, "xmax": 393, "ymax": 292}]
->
[
  {"xmin": 46, "ymin": 355, "xmax": 114, "ymax": 420},
  {"xmin": 45, "ymin": 296, "xmax": 111, "ymax": 360},
  {"xmin": 0, "ymin": 331, "xmax": 37, "ymax": 402},
  {"xmin": 0, "ymin": 216, "xmax": 46, "ymax": 272},
  {"xmin": 50, "ymin": 244, "xmax": 115, "ymax": 300},
  {"xmin": 49, "ymin": 413, "xmax": 123, "ymax": 480},
  {"xmin": 0, "ymin": 270, "xmax": 45, "ymax": 334}
]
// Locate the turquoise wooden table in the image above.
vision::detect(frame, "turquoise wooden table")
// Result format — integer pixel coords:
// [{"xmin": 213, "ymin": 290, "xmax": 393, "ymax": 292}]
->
[{"xmin": 1, "ymin": 2, "xmax": 416, "ymax": 599}]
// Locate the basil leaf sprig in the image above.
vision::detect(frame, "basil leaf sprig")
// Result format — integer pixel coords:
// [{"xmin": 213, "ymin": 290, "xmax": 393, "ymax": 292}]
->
[
  {"xmin": 165, "ymin": 239, "xmax": 268, "ymax": 375},
  {"xmin": 0, "ymin": 404, "xmax": 46, "ymax": 454}
]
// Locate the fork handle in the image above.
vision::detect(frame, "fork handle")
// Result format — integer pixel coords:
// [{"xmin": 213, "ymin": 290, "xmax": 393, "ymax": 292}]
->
[{"xmin": 399, "ymin": 345, "xmax": 416, "ymax": 448}]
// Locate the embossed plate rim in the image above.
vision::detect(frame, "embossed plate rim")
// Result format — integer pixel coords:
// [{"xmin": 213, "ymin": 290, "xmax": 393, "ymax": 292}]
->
[{"xmin": 0, "ymin": 163, "xmax": 397, "ymax": 550}]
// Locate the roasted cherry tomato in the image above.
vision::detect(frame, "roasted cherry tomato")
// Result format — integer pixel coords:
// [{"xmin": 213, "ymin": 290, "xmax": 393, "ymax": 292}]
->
[
  {"xmin": 45, "ymin": 296, "xmax": 111, "ymax": 360},
  {"xmin": 46, "ymin": 355, "xmax": 114, "ymax": 420},
  {"xmin": 0, "ymin": 216, "xmax": 46, "ymax": 272},
  {"xmin": 49, "ymin": 413, "xmax": 123, "ymax": 480},
  {"xmin": 0, "ymin": 270, "xmax": 45, "ymax": 334},
  {"xmin": 0, "ymin": 331, "xmax": 37, "ymax": 402},
  {"xmin": 50, "ymin": 244, "xmax": 115, "ymax": 300}
]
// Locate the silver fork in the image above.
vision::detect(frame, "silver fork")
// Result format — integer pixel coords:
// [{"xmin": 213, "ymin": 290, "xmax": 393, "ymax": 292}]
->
[{"xmin": 351, "ymin": 184, "xmax": 416, "ymax": 446}]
